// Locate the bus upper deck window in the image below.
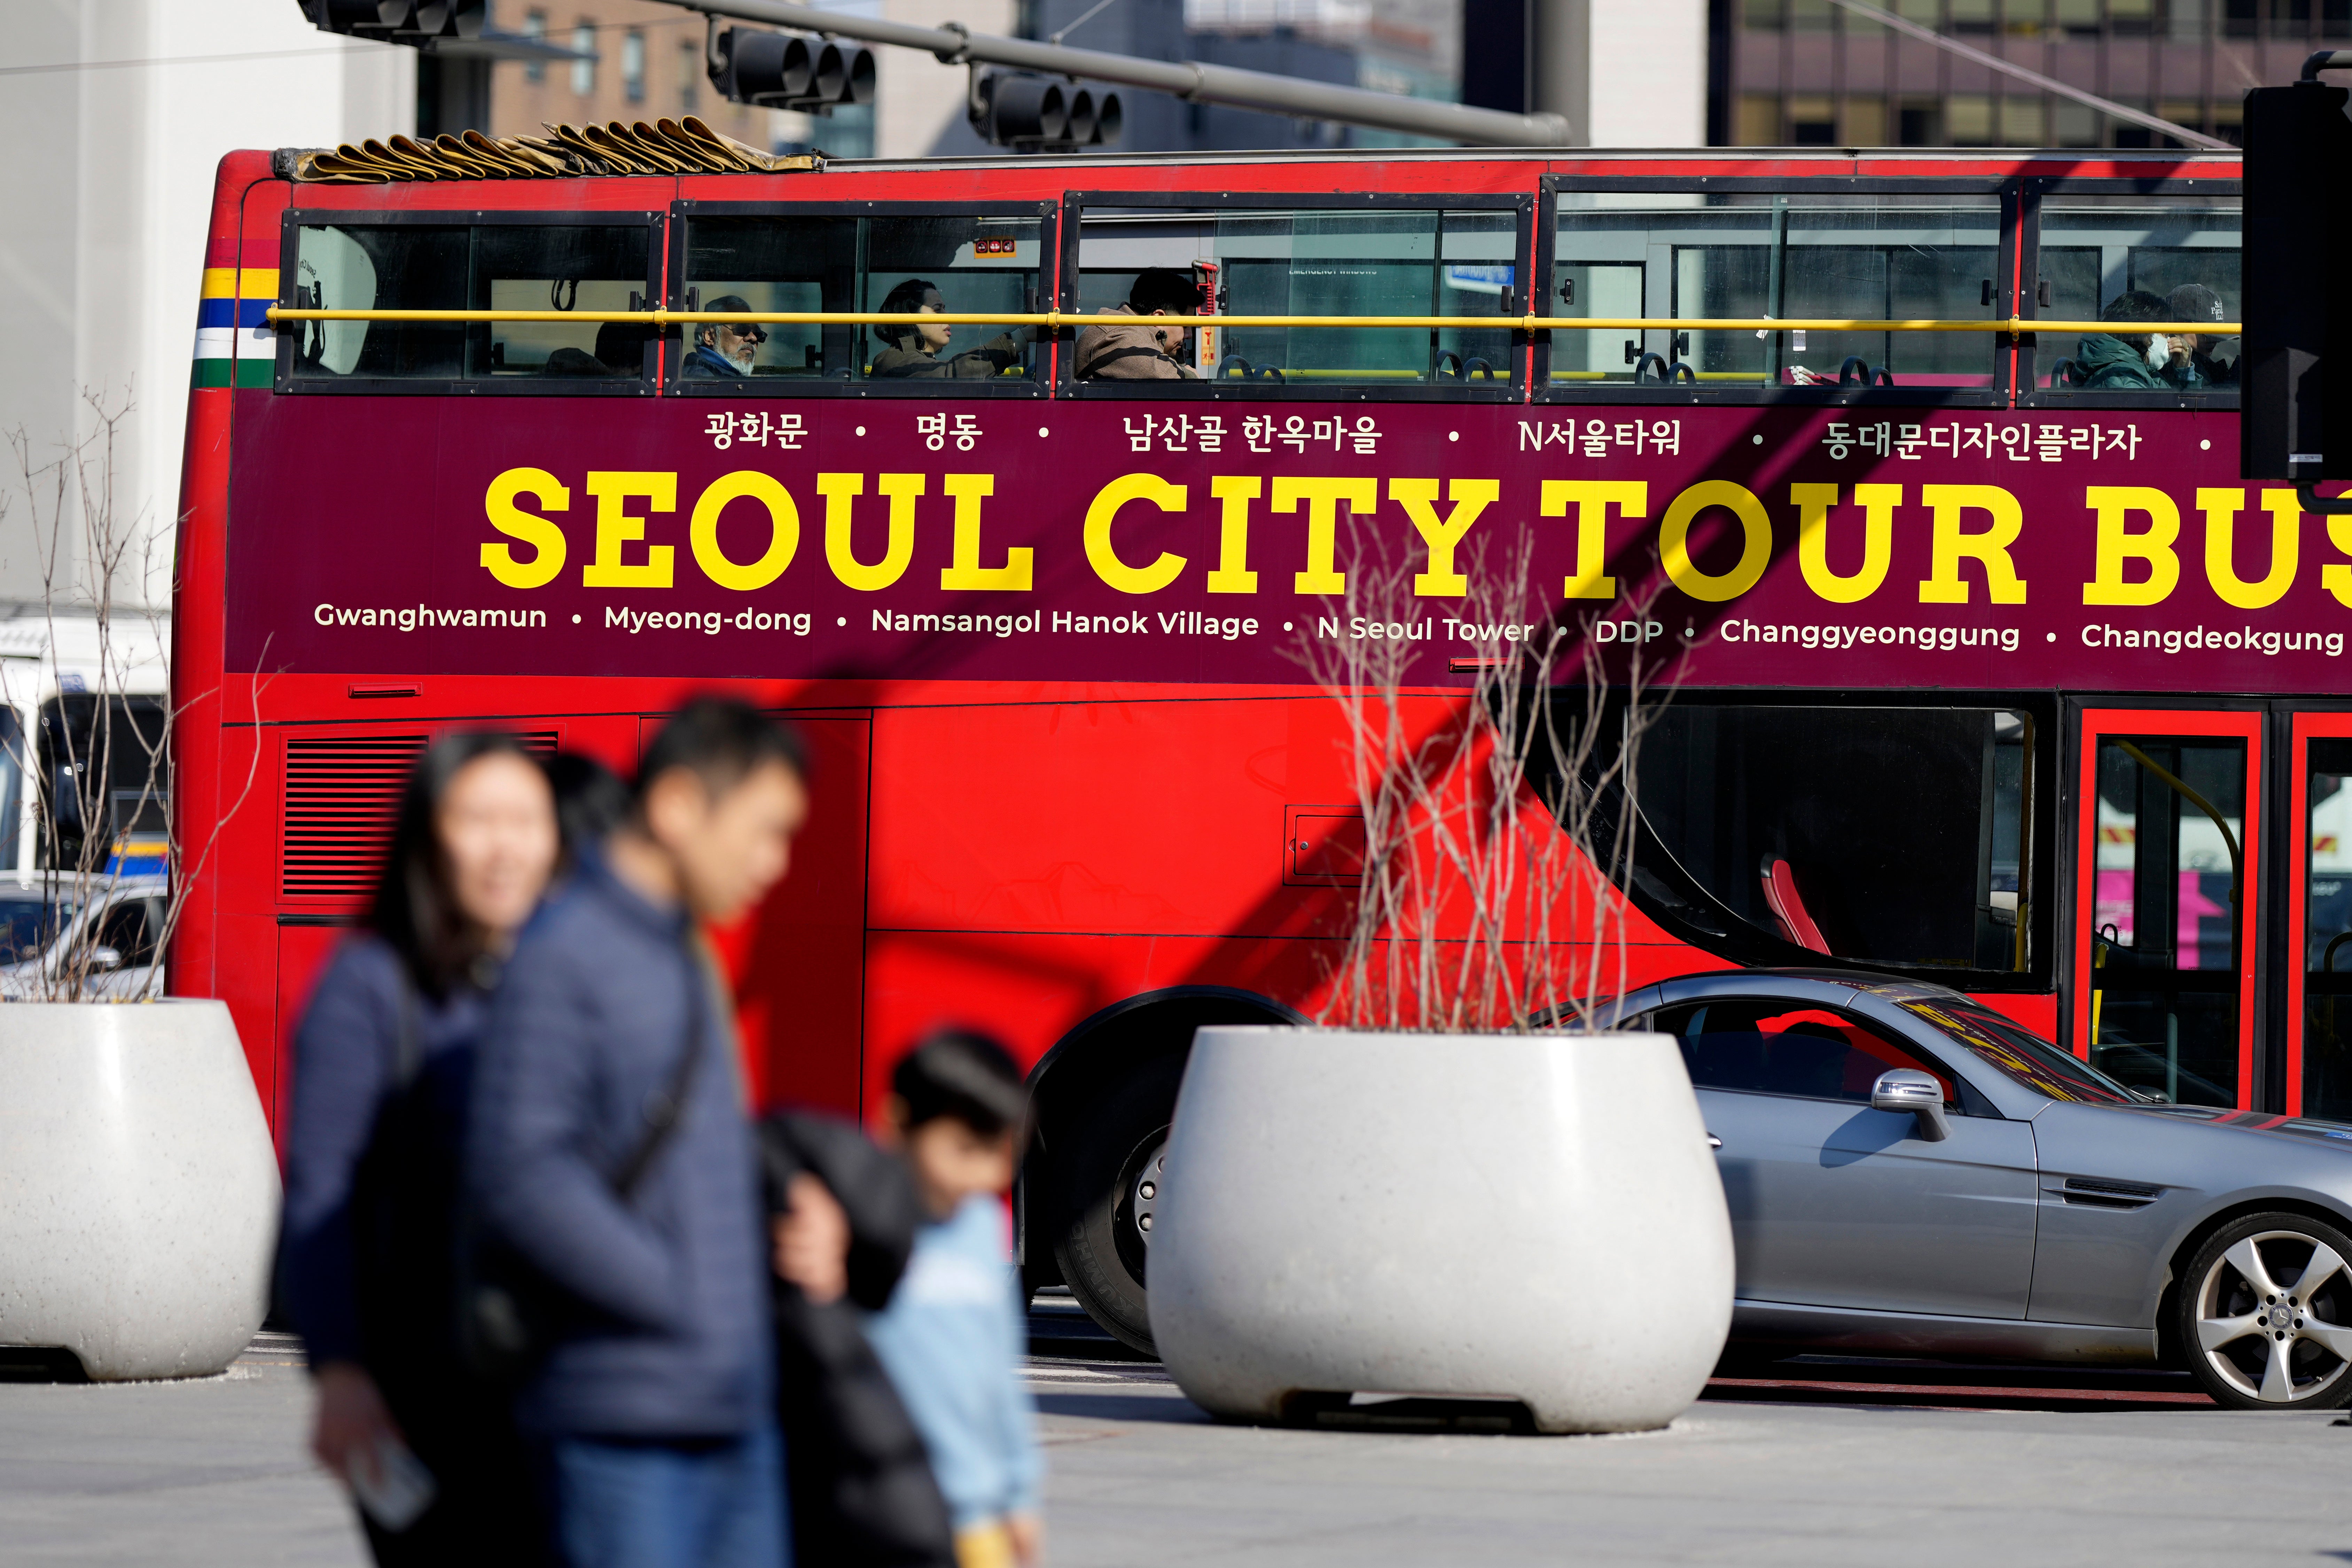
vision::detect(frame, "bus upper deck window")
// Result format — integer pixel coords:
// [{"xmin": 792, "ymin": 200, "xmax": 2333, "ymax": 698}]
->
[
  {"xmin": 678, "ymin": 214, "xmax": 1045, "ymax": 388},
  {"xmin": 288, "ymin": 221, "xmax": 654, "ymax": 384},
  {"xmin": 2035, "ymin": 193, "xmax": 2238, "ymax": 397},
  {"xmin": 291, "ymin": 224, "xmax": 467, "ymax": 380},
  {"xmin": 473, "ymin": 225, "xmax": 653, "ymax": 379},
  {"xmin": 1550, "ymin": 192, "xmax": 2001, "ymax": 393},
  {"xmin": 1071, "ymin": 206, "xmax": 1518, "ymax": 390}
]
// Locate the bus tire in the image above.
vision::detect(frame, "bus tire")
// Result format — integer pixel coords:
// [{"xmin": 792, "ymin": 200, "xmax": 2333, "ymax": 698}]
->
[{"xmin": 1052, "ymin": 1055, "xmax": 1185, "ymax": 1356}]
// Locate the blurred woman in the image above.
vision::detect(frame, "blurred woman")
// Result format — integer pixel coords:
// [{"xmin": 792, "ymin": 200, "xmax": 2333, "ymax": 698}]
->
[{"xmin": 279, "ymin": 734, "xmax": 561, "ymax": 1565}]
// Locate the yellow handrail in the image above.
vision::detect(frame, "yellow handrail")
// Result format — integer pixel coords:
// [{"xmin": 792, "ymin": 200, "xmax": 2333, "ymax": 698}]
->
[{"xmin": 263, "ymin": 307, "xmax": 2240, "ymax": 336}]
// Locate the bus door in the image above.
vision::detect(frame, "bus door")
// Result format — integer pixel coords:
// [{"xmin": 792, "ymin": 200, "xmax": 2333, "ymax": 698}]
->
[
  {"xmin": 2072, "ymin": 709, "xmax": 2262, "ymax": 1110},
  {"xmin": 2287, "ymin": 711, "xmax": 2352, "ymax": 1120}
]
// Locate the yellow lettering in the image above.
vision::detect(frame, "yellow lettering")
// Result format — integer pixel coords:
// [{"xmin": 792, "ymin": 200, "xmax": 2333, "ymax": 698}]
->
[
  {"xmin": 1084, "ymin": 474, "xmax": 1190, "ymax": 595},
  {"xmin": 1793, "ymin": 482, "xmax": 1896, "ymax": 604},
  {"xmin": 1390, "ymin": 477, "xmax": 1499, "ymax": 599},
  {"xmin": 2327, "ymin": 514, "xmax": 2352, "ymax": 608},
  {"xmin": 481, "ymin": 467, "xmax": 568, "ymax": 590},
  {"xmin": 580, "ymin": 471, "xmax": 675, "ymax": 588},
  {"xmin": 1206, "ymin": 476, "xmax": 1261, "ymax": 594},
  {"xmin": 820, "ymin": 473, "xmax": 918, "ymax": 592},
  {"xmin": 1659, "ymin": 481, "xmax": 1772, "ymax": 603},
  {"xmin": 1919, "ymin": 484, "xmax": 2027, "ymax": 604},
  {"xmin": 1540, "ymin": 480, "xmax": 1645, "ymax": 601},
  {"xmin": 2081, "ymin": 485, "xmax": 2180, "ymax": 607},
  {"xmin": 688, "ymin": 472, "xmax": 799, "ymax": 592},
  {"xmin": 2200, "ymin": 486, "xmax": 2300, "ymax": 610},
  {"xmin": 1272, "ymin": 476, "xmax": 1376, "ymax": 595},
  {"xmin": 938, "ymin": 474, "xmax": 1031, "ymax": 592}
]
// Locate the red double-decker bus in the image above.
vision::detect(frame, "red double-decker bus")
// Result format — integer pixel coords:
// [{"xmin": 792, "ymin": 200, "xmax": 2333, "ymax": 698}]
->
[{"xmin": 177, "ymin": 136, "xmax": 2316, "ymax": 1350}]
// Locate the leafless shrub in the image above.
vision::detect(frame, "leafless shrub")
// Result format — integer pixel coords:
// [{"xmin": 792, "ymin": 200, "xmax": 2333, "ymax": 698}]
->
[
  {"xmin": 0, "ymin": 391, "xmax": 263, "ymax": 1001},
  {"xmin": 1287, "ymin": 522, "xmax": 1675, "ymax": 1034}
]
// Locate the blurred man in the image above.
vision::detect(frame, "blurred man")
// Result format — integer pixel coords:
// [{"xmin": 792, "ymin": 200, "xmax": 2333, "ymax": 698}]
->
[{"xmin": 470, "ymin": 699, "xmax": 811, "ymax": 1568}]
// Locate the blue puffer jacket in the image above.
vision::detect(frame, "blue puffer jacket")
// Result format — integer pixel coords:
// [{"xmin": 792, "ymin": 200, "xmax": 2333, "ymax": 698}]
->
[{"xmin": 467, "ymin": 849, "xmax": 774, "ymax": 1440}]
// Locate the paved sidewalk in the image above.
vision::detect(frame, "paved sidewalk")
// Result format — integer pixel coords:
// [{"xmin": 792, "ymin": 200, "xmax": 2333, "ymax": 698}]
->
[
  {"xmin": 1025, "ymin": 1358, "xmax": 2352, "ymax": 1566},
  {"xmin": 4, "ymin": 1334, "xmax": 2350, "ymax": 1566}
]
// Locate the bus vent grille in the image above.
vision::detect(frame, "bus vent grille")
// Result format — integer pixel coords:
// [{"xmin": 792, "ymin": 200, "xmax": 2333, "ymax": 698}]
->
[{"xmin": 281, "ymin": 732, "xmax": 558, "ymax": 899}]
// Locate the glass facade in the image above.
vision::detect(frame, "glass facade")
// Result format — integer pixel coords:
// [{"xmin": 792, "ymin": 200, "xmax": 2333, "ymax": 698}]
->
[{"xmin": 1720, "ymin": 0, "xmax": 2350, "ymax": 148}]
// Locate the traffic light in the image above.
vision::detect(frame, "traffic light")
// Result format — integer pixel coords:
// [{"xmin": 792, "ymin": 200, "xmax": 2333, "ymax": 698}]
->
[
  {"xmin": 2241, "ymin": 76, "xmax": 2352, "ymax": 483},
  {"xmin": 709, "ymin": 26, "xmax": 875, "ymax": 115},
  {"xmin": 294, "ymin": 0, "xmax": 485, "ymax": 37},
  {"xmin": 969, "ymin": 70, "xmax": 1122, "ymax": 150}
]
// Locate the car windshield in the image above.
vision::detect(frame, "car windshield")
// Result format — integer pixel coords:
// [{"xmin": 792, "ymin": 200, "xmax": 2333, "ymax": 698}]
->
[
  {"xmin": 1900, "ymin": 997, "xmax": 2138, "ymax": 1104},
  {"xmin": 0, "ymin": 892, "xmax": 72, "ymax": 964}
]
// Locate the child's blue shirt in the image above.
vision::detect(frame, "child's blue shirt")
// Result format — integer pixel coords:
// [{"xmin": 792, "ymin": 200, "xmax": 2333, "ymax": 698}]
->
[{"xmin": 864, "ymin": 1193, "xmax": 1041, "ymax": 1528}]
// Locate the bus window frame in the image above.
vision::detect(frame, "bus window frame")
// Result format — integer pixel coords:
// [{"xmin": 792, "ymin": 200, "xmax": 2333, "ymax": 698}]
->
[
  {"xmin": 666, "ymin": 198, "xmax": 1061, "ymax": 400},
  {"xmin": 2014, "ymin": 174, "xmax": 2243, "ymax": 411},
  {"xmin": 2066, "ymin": 702, "xmax": 2262, "ymax": 1108},
  {"xmin": 274, "ymin": 207, "xmax": 665, "ymax": 397},
  {"xmin": 1054, "ymin": 188, "xmax": 1533, "ymax": 404},
  {"xmin": 1582, "ymin": 686, "xmax": 2061, "ymax": 992},
  {"xmin": 1533, "ymin": 174, "xmax": 2020, "ymax": 408}
]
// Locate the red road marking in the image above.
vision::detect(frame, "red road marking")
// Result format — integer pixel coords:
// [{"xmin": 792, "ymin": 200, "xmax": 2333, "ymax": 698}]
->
[{"xmin": 1707, "ymin": 1376, "xmax": 2216, "ymax": 1406}]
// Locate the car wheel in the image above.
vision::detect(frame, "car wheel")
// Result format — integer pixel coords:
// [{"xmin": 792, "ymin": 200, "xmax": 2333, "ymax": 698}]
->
[
  {"xmin": 2176, "ymin": 1211, "xmax": 2352, "ymax": 1410},
  {"xmin": 1051, "ymin": 1056, "xmax": 1183, "ymax": 1356}
]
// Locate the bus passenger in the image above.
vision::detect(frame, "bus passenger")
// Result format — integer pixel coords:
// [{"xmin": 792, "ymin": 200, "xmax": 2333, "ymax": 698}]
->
[
  {"xmin": 867, "ymin": 279, "xmax": 1032, "ymax": 379},
  {"xmin": 2068, "ymin": 291, "xmax": 2171, "ymax": 390},
  {"xmin": 683, "ymin": 295, "xmax": 767, "ymax": 377},
  {"xmin": 1075, "ymin": 268, "xmax": 1201, "ymax": 380},
  {"xmin": 2162, "ymin": 283, "xmax": 2236, "ymax": 389},
  {"xmin": 280, "ymin": 733, "xmax": 561, "ymax": 1567}
]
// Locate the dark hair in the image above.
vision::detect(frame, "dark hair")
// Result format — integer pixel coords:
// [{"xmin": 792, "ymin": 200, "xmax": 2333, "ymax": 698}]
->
[
  {"xmin": 2165, "ymin": 282, "xmax": 2226, "ymax": 326},
  {"xmin": 878, "ymin": 278, "xmax": 941, "ymax": 349},
  {"xmin": 1129, "ymin": 267, "xmax": 1198, "ymax": 317},
  {"xmin": 2102, "ymin": 289, "xmax": 2170, "ymax": 324},
  {"xmin": 545, "ymin": 751, "xmax": 630, "ymax": 864},
  {"xmin": 633, "ymin": 696, "xmax": 809, "ymax": 810},
  {"xmin": 892, "ymin": 1030, "xmax": 1029, "ymax": 1137},
  {"xmin": 697, "ymin": 293, "xmax": 755, "ymax": 349},
  {"xmin": 368, "ymin": 732, "xmax": 552, "ymax": 1000}
]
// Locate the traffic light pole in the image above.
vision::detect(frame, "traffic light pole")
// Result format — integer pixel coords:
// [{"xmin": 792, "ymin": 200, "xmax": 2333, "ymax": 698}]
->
[{"xmin": 665, "ymin": 0, "xmax": 1574, "ymax": 147}]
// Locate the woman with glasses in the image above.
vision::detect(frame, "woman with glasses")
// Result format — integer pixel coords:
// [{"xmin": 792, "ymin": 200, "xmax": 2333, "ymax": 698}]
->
[
  {"xmin": 868, "ymin": 278, "xmax": 1033, "ymax": 380},
  {"xmin": 683, "ymin": 294, "xmax": 768, "ymax": 377}
]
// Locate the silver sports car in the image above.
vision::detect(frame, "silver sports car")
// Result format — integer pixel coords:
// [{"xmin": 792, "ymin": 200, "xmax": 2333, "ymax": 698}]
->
[{"xmin": 1610, "ymin": 969, "xmax": 2352, "ymax": 1410}]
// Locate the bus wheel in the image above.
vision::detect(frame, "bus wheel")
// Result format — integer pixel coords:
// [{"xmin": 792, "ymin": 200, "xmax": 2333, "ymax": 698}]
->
[{"xmin": 1052, "ymin": 1055, "xmax": 1184, "ymax": 1356}]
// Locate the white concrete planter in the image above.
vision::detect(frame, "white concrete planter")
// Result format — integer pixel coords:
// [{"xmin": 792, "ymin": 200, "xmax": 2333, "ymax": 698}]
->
[
  {"xmin": 0, "ymin": 1000, "xmax": 278, "ymax": 1380},
  {"xmin": 1150, "ymin": 1025, "xmax": 1733, "ymax": 1434}
]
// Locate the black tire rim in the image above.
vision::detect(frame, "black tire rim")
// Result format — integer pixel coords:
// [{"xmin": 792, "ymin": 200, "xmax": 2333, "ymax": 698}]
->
[{"xmin": 1111, "ymin": 1128, "xmax": 1168, "ymax": 1286}]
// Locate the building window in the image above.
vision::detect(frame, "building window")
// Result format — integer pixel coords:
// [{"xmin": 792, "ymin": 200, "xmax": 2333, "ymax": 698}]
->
[
  {"xmin": 1737, "ymin": 94, "xmax": 1780, "ymax": 145},
  {"xmin": 622, "ymin": 29, "xmax": 646, "ymax": 104},
  {"xmin": 1788, "ymin": 94, "xmax": 1836, "ymax": 143},
  {"xmin": 572, "ymin": 23, "xmax": 596, "ymax": 97},
  {"xmin": 679, "ymin": 39, "xmax": 701, "ymax": 112},
  {"xmin": 523, "ymin": 9, "xmax": 547, "ymax": 84}
]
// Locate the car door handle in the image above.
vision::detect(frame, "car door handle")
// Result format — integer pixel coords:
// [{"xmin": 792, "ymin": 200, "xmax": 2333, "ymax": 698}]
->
[{"xmin": 1707, "ymin": 1133, "xmax": 1723, "ymax": 1150}]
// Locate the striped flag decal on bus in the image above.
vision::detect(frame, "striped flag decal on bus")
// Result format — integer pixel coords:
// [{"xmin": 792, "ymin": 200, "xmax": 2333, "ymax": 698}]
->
[{"xmin": 193, "ymin": 265, "xmax": 277, "ymax": 389}]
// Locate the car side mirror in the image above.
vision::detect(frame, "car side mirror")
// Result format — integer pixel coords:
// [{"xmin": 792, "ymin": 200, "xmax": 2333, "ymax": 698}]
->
[
  {"xmin": 1870, "ymin": 1069, "xmax": 1951, "ymax": 1142},
  {"xmin": 86, "ymin": 945, "xmax": 122, "ymax": 972}
]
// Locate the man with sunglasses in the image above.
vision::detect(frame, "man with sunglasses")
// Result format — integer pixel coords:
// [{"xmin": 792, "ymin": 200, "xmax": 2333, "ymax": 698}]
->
[{"xmin": 684, "ymin": 295, "xmax": 766, "ymax": 378}]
